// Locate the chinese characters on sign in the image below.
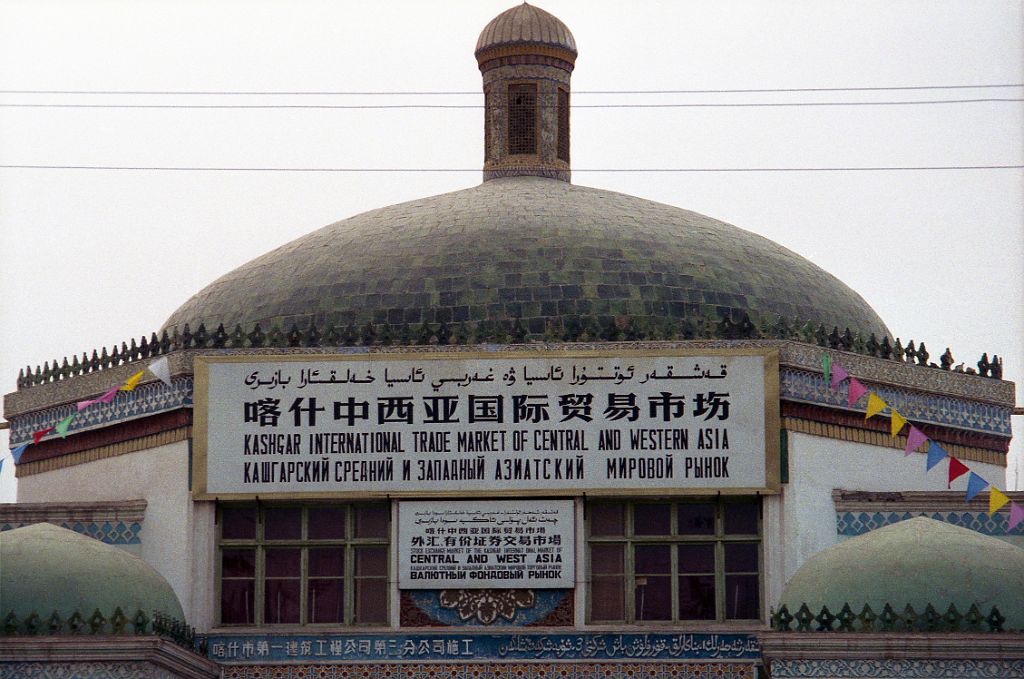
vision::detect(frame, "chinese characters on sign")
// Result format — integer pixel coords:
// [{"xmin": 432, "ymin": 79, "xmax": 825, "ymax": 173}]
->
[
  {"xmin": 194, "ymin": 351, "xmax": 777, "ymax": 497},
  {"xmin": 398, "ymin": 500, "xmax": 574, "ymax": 588}
]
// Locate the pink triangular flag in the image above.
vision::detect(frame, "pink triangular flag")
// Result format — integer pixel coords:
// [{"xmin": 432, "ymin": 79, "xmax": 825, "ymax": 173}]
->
[
  {"xmin": 904, "ymin": 426, "xmax": 928, "ymax": 456},
  {"xmin": 847, "ymin": 377, "xmax": 867, "ymax": 406},
  {"xmin": 76, "ymin": 398, "xmax": 97, "ymax": 411},
  {"xmin": 96, "ymin": 386, "xmax": 120, "ymax": 404},
  {"xmin": 1009, "ymin": 502, "xmax": 1024, "ymax": 532},
  {"xmin": 830, "ymin": 363, "xmax": 849, "ymax": 390}
]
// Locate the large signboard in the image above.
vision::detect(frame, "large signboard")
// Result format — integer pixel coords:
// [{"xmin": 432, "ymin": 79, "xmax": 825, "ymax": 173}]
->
[
  {"xmin": 193, "ymin": 349, "xmax": 779, "ymax": 499},
  {"xmin": 398, "ymin": 500, "xmax": 574, "ymax": 589}
]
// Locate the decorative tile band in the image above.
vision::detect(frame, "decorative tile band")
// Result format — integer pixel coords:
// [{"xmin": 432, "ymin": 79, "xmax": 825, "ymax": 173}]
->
[
  {"xmin": 402, "ymin": 590, "xmax": 571, "ymax": 627},
  {"xmin": 219, "ymin": 662, "xmax": 756, "ymax": 679},
  {"xmin": 781, "ymin": 369, "xmax": 1012, "ymax": 437},
  {"xmin": 783, "ymin": 417, "xmax": 1005, "ymax": 466},
  {"xmin": 8, "ymin": 378, "xmax": 193, "ymax": 446},
  {"xmin": 769, "ymin": 658, "xmax": 1024, "ymax": 678},
  {"xmin": 0, "ymin": 662, "xmax": 180, "ymax": 679},
  {"xmin": 836, "ymin": 511, "xmax": 1024, "ymax": 537},
  {"xmin": 0, "ymin": 519, "xmax": 141, "ymax": 545},
  {"xmin": 205, "ymin": 633, "xmax": 760, "ymax": 663}
]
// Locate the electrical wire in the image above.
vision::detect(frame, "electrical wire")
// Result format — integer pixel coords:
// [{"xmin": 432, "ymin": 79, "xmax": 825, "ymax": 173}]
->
[{"xmin": 2, "ymin": 164, "xmax": 1021, "ymax": 172}]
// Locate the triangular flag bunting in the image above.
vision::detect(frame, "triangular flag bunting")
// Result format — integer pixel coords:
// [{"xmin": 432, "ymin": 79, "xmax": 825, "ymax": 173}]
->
[
  {"xmin": 904, "ymin": 426, "xmax": 928, "ymax": 456},
  {"xmin": 120, "ymin": 370, "xmax": 145, "ymax": 392},
  {"xmin": 76, "ymin": 398, "xmax": 96, "ymax": 411},
  {"xmin": 55, "ymin": 413, "xmax": 76, "ymax": 438},
  {"xmin": 948, "ymin": 456, "xmax": 970, "ymax": 488},
  {"xmin": 821, "ymin": 353, "xmax": 832, "ymax": 384},
  {"xmin": 0, "ymin": 459, "xmax": 4, "ymax": 474},
  {"xmin": 1009, "ymin": 502, "xmax": 1024, "ymax": 532},
  {"xmin": 148, "ymin": 356, "xmax": 172, "ymax": 386},
  {"xmin": 890, "ymin": 409, "xmax": 908, "ymax": 437},
  {"xmin": 964, "ymin": 472, "xmax": 988, "ymax": 502},
  {"xmin": 847, "ymin": 377, "xmax": 867, "ymax": 406},
  {"xmin": 32, "ymin": 427, "xmax": 55, "ymax": 444},
  {"xmin": 11, "ymin": 444, "xmax": 28, "ymax": 464},
  {"xmin": 831, "ymin": 363, "xmax": 849, "ymax": 390},
  {"xmin": 96, "ymin": 386, "xmax": 120, "ymax": 404},
  {"xmin": 925, "ymin": 441, "xmax": 947, "ymax": 471},
  {"xmin": 865, "ymin": 392, "xmax": 887, "ymax": 420},
  {"xmin": 989, "ymin": 487, "xmax": 1010, "ymax": 516}
]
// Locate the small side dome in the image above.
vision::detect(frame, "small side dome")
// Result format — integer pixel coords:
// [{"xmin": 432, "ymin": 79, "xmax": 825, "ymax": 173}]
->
[
  {"xmin": 475, "ymin": 3, "xmax": 577, "ymax": 63},
  {"xmin": 780, "ymin": 516, "xmax": 1024, "ymax": 630},
  {"xmin": 0, "ymin": 523, "xmax": 185, "ymax": 625}
]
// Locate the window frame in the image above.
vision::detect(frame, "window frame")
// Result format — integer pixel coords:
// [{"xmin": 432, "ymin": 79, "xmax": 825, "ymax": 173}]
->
[
  {"xmin": 507, "ymin": 82, "xmax": 539, "ymax": 156},
  {"xmin": 216, "ymin": 503, "xmax": 390, "ymax": 627},
  {"xmin": 585, "ymin": 498, "xmax": 762, "ymax": 624}
]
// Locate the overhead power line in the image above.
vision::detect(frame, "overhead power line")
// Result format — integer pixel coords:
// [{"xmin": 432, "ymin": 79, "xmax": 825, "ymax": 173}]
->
[
  {"xmin": 1, "ymin": 83, "xmax": 1021, "ymax": 95},
  {"xmin": 2, "ymin": 164, "xmax": 1021, "ymax": 173},
  {"xmin": 1, "ymin": 98, "xmax": 1020, "ymax": 110}
]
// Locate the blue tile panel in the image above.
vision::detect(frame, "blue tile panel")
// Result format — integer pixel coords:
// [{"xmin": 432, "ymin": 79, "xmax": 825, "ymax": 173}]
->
[
  {"xmin": 0, "ymin": 520, "xmax": 142, "ymax": 545},
  {"xmin": 0, "ymin": 663, "xmax": 177, "ymax": 679},
  {"xmin": 836, "ymin": 511, "xmax": 1023, "ymax": 537},
  {"xmin": 405, "ymin": 590, "xmax": 568, "ymax": 626},
  {"xmin": 770, "ymin": 658, "xmax": 1024, "ymax": 678},
  {"xmin": 781, "ymin": 369, "xmax": 1012, "ymax": 437},
  {"xmin": 9, "ymin": 377, "xmax": 193, "ymax": 446}
]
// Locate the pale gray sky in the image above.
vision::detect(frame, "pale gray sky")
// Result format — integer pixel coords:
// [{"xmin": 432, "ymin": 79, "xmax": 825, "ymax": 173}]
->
[{"xmin": 1, "ymin": 0, "xmax": 1022, "ymax": 500}]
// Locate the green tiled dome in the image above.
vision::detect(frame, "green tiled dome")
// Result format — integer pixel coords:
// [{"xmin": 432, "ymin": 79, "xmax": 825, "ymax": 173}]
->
[
  {"xmin": 163, "ymin": 176, "xmax": 889, "ymax": 339},
  {"xmin": 0, "ymin": 523, "xmax": 185, "ymax": 625},
  {"xmin": 781, "ymin": 517, "xmax": 1024, "ymax": 631}
]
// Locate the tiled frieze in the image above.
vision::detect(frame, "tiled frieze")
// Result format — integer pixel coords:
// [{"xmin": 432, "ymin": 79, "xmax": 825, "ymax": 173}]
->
[
  {"xmin": 0, "ymin": 500, "xmax": 146, "ymax": 545},
  {"xmin": 219, "ymin": 663, "xmax": 756, "ymax": 679},
  {"xmin": 0, "ymin": 663, "xmax": 178, "ymax": 679},
  {"xmin": 769, "ymin": 658, "xmax": 1024, "ymax": 678},
  {"xmin": 836, "ymin": 510, "xmax": 1023, "ymax": 537},
  {"xmin": 8, "ymin": 377, "xmax": 193, "ymax": 446},
  {"xmin": 781, "ymin": 369, "xmax": 1012, "ymax": 437},
  {"xmin": 401, "ymin": 590, "xmax": 573, "ymax": 627}
]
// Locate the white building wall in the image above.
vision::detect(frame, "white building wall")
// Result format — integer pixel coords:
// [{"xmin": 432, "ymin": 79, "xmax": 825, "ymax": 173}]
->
[
  {"xmin": 14, "ymin": 441, "xmax": 212, "ymax": 627},
  {"xmin": 778, "ymin": 431, "xmax": 1006, "ymax": 595}
]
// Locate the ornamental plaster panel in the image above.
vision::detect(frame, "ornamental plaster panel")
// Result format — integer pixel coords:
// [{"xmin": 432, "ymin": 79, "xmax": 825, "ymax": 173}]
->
[{"xmin": 218, "ymin": 663, "xmax": 756, "ymax": 679}]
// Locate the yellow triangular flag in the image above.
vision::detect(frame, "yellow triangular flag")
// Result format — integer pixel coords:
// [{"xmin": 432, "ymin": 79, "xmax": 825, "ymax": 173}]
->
[
  {"xmin": 890, "ymin": 409, "xmax": 908, "ymax": 437},
  {"xmin": 865, "ymin": 392, "xmax": 887, "ymax": 420},
  {"xmin": 119, "ymin": 370, "xmax": 145, "ymax": 392},
  {"xmin": 989, "ymin": 487, "xmax": 1010, "ymax": 515}
]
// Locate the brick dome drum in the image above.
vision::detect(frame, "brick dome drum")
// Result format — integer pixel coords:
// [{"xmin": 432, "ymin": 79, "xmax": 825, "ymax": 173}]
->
[{"xmin": 163, "ymin": 176, "xmax": 889, "ymax": 340}]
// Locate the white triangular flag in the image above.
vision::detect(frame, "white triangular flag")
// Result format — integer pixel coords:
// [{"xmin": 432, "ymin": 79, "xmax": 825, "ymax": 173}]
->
[{"xmin": 148, "ymin": 356, "xmax": 172, "ymax": 386}]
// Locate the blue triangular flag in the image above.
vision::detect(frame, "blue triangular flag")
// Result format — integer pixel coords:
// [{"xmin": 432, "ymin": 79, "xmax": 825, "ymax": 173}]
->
[
  {"xmin": 11, "ymin": 443, "xmax": 28, "ymax": 464},
  {"xmin": 0, "ymin": 458, "xmax": 3, "ymax": 474},
  {"xmin": 964, "ymin": 472, "xmax": 989, "ymax": 502},
  {"xmin": 925, "ymin": 441, "xmax": 947, "ymax": 471}
]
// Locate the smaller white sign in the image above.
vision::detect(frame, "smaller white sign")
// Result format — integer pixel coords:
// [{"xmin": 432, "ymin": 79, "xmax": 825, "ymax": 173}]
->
[{"xmin": 398, "ymin": 500, "xmax": 575, "ymax": 589}]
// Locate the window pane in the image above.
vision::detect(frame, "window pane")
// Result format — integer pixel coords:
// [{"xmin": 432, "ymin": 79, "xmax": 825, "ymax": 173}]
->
[
  {"xmin": 222, "ymin": 506, "xmax": 256, "ymax": 539},
  {"xmin": 265, "ymin": 548, "xmax": 301, "ymax": 577},
  {"xmin": 222, "ymin": 548, "xmax": 255, "ymax": 578},
  {"xmin": 724, "ymin": 543, "xmax": 759, "ymax": 573},
  {"xmin": 678, "ymin": 543, "xmax": 715, "ymax": 574},
  {"xmin": 725, "ymin": 574, "xmax": 759, "ymax": 619},
  {"xmin": 635, "ymin": 575, "xmax": 671, "ymax": 621},
  {"xmin": 308, "ymin": 507, "xmax": 347, "ymax": 540},
  {"xmin": 354, "ymin": 504, "xmax": 389, "ymax": 538},
  {"xmin": 264, "ymin": 579, "xmax": 300, "ymax": 624},
  {"xmin": 590, "ymin": 576, "xmax": 625, "ymax": 621},
  {"xmin": 678, "ymin": 575, "xmax": 716, "ymax": 620},
  {"xmin": 309, "ymin": 547, "xmax": 344, "ymax": 577},
  {"xmin": 356, "ymin": 577, "xmax": 388, "ymax": 624},
  {"xmin": 308, "ymin": 578, "xmax": 344, "ymax": 623},
  {"xmin": 590, "ymin": 504, "xmax": 625, "ymax": 536},
  {"xmin": 634, "ymin": 544, "xmax": 671, "ymax": 574},
  {"xmin": 634, "ymin": 504, "xmax": 671, "ymax": 535},
  {"xmin": 356, "ymin": 546, "xmax": 388, "ymax": 576},
  {"xmin": 678, "ymin": 504, "xmax": 715, "ymax": 535},
  {"xmin": 590, "ymin": 544, "xmax": 624, "ymax": 575},
  {"xmin": 221, "ymin": 579, "xmax": 255, "ymax": 624},
  {"xmin": 724, "ymin": 502, "xmax": 759, "ymax": 535},
  {"xmin": 264, "ymin": 507, "xmax": 301, "ymax": 540}
]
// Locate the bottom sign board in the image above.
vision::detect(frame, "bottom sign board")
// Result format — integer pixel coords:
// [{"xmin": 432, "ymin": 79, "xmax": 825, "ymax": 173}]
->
[{"xmin": 398, "ymin": 499, "xmax": 575, "ymax": 589}]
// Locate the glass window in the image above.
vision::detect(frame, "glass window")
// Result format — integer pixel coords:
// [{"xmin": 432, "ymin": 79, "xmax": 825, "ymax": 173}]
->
[
  {"xmin": 218, "ymin": 503, "xmax": 389, "ymax": 626},
  {"xmin": 587, "ymin": 498, "xmax": 761, "ymax": 623}
]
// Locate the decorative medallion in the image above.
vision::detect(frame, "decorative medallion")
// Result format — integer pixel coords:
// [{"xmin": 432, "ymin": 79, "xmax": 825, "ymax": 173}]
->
[{"xmin": 438, "ymin": 589, "xmax": 535, "ymax": 625}]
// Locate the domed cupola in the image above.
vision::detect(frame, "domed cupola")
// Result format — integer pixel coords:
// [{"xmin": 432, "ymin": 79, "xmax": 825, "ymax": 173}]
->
[{"xmin": 476, "ymin": 3, "xmax": 576, "ymax": 182}]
